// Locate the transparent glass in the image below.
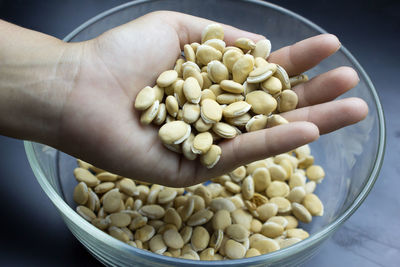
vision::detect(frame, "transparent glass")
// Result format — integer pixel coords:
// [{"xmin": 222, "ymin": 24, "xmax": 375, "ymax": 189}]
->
[{"xmin": 24, "ymin": 0, "xmax": 385, "ymax": 266}]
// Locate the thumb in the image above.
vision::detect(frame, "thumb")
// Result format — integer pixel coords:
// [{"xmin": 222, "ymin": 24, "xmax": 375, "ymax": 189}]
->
[{"xmin": 147, "ymin": 10, "xmax": 266, "ymax": 48}]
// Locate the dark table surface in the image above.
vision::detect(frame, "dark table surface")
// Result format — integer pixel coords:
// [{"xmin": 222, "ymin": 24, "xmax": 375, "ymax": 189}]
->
[{"xmin": 0, "ymin": 0, "xmax": 399, "ymax": 266}]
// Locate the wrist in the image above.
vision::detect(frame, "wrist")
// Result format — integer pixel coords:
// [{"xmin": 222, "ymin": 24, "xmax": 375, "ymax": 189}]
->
[
  {"xmin": 43, "ymin": 42, "xmax": 84, "ymax": 147},
  {"xmin": 0, "ymin": 20, "xmax": 84, "ymax": 147}
]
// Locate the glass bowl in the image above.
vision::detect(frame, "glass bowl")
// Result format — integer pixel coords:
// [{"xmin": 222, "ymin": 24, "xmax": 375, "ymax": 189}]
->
[{"xmin": 24, "ymin": 0, "xmax": 385, "ymax": 266}]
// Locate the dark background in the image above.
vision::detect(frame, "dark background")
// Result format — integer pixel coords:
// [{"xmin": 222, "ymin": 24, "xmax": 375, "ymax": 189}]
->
[{"xmin": 0, "ymin": 0, "xmax": 399, "ymax": 266}]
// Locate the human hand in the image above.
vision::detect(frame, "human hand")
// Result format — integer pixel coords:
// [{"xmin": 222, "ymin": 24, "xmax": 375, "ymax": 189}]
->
[{"xmin": 51, "ymin": 11, "xmax": 367, "ymax": 186}]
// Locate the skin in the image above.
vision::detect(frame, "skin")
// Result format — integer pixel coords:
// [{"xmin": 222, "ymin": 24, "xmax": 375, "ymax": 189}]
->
[{"xmin": 0, "ymin": 11, "xmax": 368, "ymax": 186}]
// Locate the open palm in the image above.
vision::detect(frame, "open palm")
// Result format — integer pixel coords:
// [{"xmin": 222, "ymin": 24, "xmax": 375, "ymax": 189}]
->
[{"xmin": 57, "ymin": 11, "xmax": 367, "ymax": 186}]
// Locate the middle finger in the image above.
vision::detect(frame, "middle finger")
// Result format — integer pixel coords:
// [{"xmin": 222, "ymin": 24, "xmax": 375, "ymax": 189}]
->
[{"xmin": 294, "ymin": 66, "xmax": 360, "ymax": 108}]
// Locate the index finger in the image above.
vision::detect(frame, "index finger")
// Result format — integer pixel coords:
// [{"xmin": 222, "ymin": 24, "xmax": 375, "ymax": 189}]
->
[{"xmin": 268, "ymin": 34, "xmax": 341, "ymax": 76}]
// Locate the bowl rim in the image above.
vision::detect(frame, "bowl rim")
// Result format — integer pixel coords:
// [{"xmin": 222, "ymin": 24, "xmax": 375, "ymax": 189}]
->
[{"xmin": 25, "ymin": 0, "xmax": 386, "ymax": 265}]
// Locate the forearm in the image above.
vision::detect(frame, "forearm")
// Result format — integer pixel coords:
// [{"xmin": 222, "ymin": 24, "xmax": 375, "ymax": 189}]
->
[{"xmin": 0, "ymin": 20, "xmax": 81, "ymax": 146}]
